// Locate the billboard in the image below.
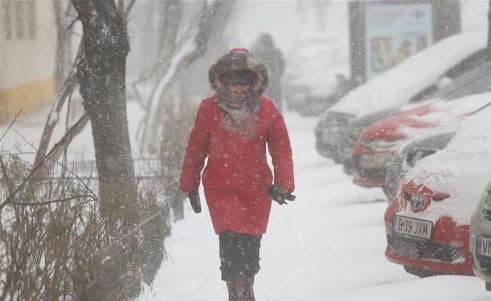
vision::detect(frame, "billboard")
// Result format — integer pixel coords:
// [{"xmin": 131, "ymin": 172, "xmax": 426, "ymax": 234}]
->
[
  {"xmin": 349, "ymin": 0, "xmax": 460, "ymax": 85},
  {"xmin": 364, "ymin": 3, "xmax": 433, "ymax": 80}
]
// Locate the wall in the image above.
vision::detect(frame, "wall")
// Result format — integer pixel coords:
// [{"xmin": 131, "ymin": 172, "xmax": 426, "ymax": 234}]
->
[{"xmin": 0, "ymin": 0, "xmax": 57, "ymax": 123}]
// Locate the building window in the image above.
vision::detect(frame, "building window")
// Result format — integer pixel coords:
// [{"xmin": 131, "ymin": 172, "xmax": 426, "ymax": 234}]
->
[
  {"xmin": 15, "ymin": 0, "xmax": 26, "ymax": 39},
  {"xmin": 12, "ymin": 1, "xmax": 36, "ymax": 40},
  {"xmin": 26, "ymin": 0, "xmax": 36, "ymax": 39},
  {"xmin": 2, "ymin": 0, "xmax": 13, "ymax": 40}
]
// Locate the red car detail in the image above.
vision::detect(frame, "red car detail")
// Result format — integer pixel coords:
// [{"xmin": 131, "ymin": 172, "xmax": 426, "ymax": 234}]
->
[{"xmin": 384, "ymin": 182, "xmax": 473, "ymax": 276}]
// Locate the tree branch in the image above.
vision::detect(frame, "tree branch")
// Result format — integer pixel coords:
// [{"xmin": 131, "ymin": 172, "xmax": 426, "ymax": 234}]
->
[{"xmin": 0, "ymin": 110, "xmax": 22, "ymax": 143}]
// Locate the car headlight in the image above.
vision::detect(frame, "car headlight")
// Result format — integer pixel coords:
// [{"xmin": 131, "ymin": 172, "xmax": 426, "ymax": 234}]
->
[
  {"xmin": 361, "ymin": 139, "xmax": 401, "ymax": 151},
  {"xmin": 347, "ymin": 126, "xmax": 364, "ymax": 145},
  {"xmin": 317, "ymin": 112, "xmax": 354, "ymax": 136}
]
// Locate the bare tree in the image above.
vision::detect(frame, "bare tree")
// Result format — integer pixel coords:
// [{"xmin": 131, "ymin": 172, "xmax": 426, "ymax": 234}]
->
[
  {"xmin": 53, "ymin": 0, "xmax": 73, "ymax": 92},
  {"xmin": 136, "ymin": 0, "xmax": 236, "ymax": 154},
  {"xmin": 71, "ymin": 0, "xmax": 138, "ymax": 230},
  {"xmin": 33, "ymin": 0, "xmax": 81, "ymax": 169},
  {"xmin": 157, "ymin": 0, "xmax": 183, "ymax": 56}
]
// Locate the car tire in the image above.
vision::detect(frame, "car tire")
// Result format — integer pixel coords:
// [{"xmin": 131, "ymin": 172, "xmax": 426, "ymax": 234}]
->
[
  {"xmin": 342, "ymin": 160, "xmax": 353, "ymax": 176},
  {"xmin": 485, "ymin": 282, "xmax": 491, "ymax": 291},
  {"xmin": 403, "ymin": 266, "xmax": 437, "ymax": 278}
]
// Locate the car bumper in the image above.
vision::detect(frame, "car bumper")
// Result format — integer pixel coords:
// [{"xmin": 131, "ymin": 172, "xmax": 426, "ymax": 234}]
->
[
  {"xmin": 315, "ymin": 129, "xmax": 353, "ymax": 164},
  {"xmin": 385, "ymin": 201, "xmax": 473, "ymax": 275},
  {"xmin": 385, "ymin": 239, "xmax": 472, "ymax": 275}
]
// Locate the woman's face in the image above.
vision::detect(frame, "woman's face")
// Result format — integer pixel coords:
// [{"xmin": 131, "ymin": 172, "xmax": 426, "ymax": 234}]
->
[{"xmin": 227, "ymin": 84, "xmax": 251, "ymax": 102}]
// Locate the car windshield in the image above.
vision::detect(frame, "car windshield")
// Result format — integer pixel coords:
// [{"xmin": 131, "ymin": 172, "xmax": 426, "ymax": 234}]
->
[{"xmin": 431, "ymin": 62, "xmax": 491, "ymax": 101}]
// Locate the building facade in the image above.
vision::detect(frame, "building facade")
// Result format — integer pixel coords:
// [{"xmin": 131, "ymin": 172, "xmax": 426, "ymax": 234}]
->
[{"xmin": 0, "ymin": 0, "xmax": 57, "ymax": 123}]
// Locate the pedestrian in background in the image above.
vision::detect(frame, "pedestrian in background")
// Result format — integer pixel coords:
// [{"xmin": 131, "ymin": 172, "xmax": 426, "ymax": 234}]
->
[
  {"xmin": 179, "ymin": 48, "xmax": 295, "ymax": 300},
  {"xmin": 252, "ymin": 33, "xmax": 286, "ymax": 112}
]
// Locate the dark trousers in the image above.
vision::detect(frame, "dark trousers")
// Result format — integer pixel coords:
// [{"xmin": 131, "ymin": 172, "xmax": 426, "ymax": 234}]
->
[{"xmin": 219, "ymin": 231, "xmax": 262, "ymax": 281}]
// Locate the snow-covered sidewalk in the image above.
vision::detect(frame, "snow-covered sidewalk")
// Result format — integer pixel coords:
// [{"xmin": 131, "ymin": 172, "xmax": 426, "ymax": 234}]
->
[
  {"xmin": 138, "ymin": 112, "xmax": 488, "ymax": 301},
  {"xmin": 2, "ymin": 105, "xmax": 487, "ymax": 300}
]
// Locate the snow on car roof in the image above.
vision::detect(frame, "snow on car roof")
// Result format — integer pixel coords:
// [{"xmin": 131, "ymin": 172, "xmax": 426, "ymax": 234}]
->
[
  {"xmin": 400, "ymin": 102, "xmax": 491, "ymax": 225},
  {"xmin": 329, "ymin": 32, "xmax": 487, "ymax": 118}
]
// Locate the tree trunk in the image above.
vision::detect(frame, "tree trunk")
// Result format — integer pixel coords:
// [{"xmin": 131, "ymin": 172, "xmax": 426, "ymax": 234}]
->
[
  {"xmin": 157, "ymin": 0, "xmax": 182, "ymax": 59},
  {"xmin": 71, "ymin": 0, "xmax": 138, "ymax": 231},
  {"xmin": 488, "ymin": 0, "xmax": 491, "ymax": 60}
]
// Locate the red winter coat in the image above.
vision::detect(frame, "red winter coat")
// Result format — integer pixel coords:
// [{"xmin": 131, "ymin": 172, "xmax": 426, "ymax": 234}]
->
[{"xmin": 179, "ymin": 96, "xmax": 294, "ymax": 235}]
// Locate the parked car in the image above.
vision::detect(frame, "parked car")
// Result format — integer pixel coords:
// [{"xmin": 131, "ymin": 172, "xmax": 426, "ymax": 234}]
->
[
  {"xmin": 470, "ymin": 182, "xmax": 491, "ymax": 291},
  {"xmin": 316, "ymin": 106, "xmax": 400, "ymax": 170},
  {"xmin": 384, "ymin": 90, "xmax": 491, "ymax": 201},
  {"xmin": 351, "ymin": 62, "xmax": 491, "ymax": 191},
  {"xmin": 385, "ymin": 109, "xmax": 491, "ymax": 277},
  {"xmin": 283, "ymin": 34, "xmax": 349, "ymax": 116},
  {"xmin": 315, "ymin": 32, "xmax": 487, "ymax": 166}
]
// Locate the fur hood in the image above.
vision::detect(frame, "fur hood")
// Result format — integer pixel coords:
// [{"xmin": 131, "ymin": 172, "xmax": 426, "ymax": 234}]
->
[{"xmin": 208, "ymin": 48, "xmax": 269, "ymax": 97}]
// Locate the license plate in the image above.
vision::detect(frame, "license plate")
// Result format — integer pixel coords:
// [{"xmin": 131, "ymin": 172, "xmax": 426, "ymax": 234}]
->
[
  {"xmin": 393, "ymin": 215, "xmax": 432, "ymax": 240},
  {"xmin": 477, "ymin": 236, "xmax": 491, "ymax": 257},
  {"xmin": 360, "ymin": 153, "xmax": 392, "ymax": 168}
]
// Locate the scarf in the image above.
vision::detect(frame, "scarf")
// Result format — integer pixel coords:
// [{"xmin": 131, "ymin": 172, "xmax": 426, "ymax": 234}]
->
[{"xmin": 216, "ymin": 93, "xmax": 261, "ymax": 140}]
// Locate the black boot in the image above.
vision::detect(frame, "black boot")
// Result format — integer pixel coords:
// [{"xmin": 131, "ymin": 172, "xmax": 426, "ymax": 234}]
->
[
  {"xmin": 227, "ymin": 277, "xmax": 255, "ymax": 301},
  {"xmin": 230, "ymin": 277, "xmax": 255, "ymax": 301},
  {"xmin": 241, "ymin": 277, "xmax": 255, "ymax": 301},
  {"xmin": 226, "ymin": 279, "xmax": 239, "ymax": 301}
]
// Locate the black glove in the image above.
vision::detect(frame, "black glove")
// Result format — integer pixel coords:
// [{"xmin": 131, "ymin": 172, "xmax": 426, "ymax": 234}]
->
[
  {"xmin": 188, "ymin": 191, "xmax": 201, "ymax": 213},
  {"xmin": 268, "ymin": 185, "xmax": 296, "ymax": 205}
]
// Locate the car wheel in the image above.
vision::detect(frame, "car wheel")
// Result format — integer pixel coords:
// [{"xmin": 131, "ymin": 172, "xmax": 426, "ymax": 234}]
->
[
  {"xmin": 403, "ymin": 266, "xmax": 437, "ymax": 278},
  {"xmin": 342, "ymin": 160, "xmax": 353, "ymax": 175},
  {"xmin": 485, "ymin": 282, "xmax": 491, "ymax": 291}
]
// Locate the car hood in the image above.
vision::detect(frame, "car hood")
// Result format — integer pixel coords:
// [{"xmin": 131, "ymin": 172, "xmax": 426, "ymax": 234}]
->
[
  {"xmin": 397, "ymin": 114, "xmax": 491, "ymax": 225},
  {"xmin": 328, "ymin": 32, "xmax": 487, "ymax": 118},
  {"xmin": 361, "ymin": 93, "xmax": 491, "ymax": 141},
  {"xmin": 397, "ymin": 151, "xmax": 491, "ymax": 226},
  {"xmin": 361, "ymin": 104, "xmax": 437, "ymax": 140},
  {"xmin": 349, "ymin": 107, "xmax": 401, "ymax": 128}
]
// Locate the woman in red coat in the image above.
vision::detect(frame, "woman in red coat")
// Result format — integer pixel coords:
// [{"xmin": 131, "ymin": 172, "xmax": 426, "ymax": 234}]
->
[{"xmin": 180, "ymin": 48, "xmax": 295, "ymax": 301}]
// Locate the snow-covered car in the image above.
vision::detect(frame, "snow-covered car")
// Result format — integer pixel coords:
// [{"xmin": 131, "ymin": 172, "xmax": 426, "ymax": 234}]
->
[
  {"xmin": 315, "ymin": 32, "xmax": 487, "ymax": 165},
  {"xmin": 351, "ymin": 62, "xmax": 491, "ymax": 191},
  {"xmin": 283, "ymin": 34, "xmax": 349, "ymax": 116},
  {"xmin": 470, "ymin": 182, "xmax": 491, "ymax": 291},
  {"xmin": 384, "ymin": 109, "xmax": 491, "ymax": 277},
  {"xmin": 384, "ymin": 131, "xmax": 455, "ymax": 201}
]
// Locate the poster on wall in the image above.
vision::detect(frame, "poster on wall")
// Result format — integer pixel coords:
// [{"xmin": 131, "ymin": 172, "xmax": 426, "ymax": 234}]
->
[{"xmin": 365, "ymin": 3, "xmax": 433, "ymax": 80}]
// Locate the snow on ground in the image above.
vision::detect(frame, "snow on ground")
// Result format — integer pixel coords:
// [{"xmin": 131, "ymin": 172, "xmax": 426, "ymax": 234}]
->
[{"xmin": 138, "ymin": 111, "xmax": 490, "ymax": 301}]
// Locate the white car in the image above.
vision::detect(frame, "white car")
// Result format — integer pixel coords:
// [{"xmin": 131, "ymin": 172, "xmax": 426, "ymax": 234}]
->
[
  {"xmin": 315, "ymin": 32, "xmax": 487, "ymax": 165},
  {"xmin": 351, "ymin": 62, "xmax": 491, "ymax": 192}
]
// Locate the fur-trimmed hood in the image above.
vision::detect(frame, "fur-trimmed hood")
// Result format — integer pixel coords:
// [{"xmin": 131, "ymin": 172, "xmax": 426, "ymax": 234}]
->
[{"xmin": 208, "ymin": 48, "xmax": 269, "ymax": 97}]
